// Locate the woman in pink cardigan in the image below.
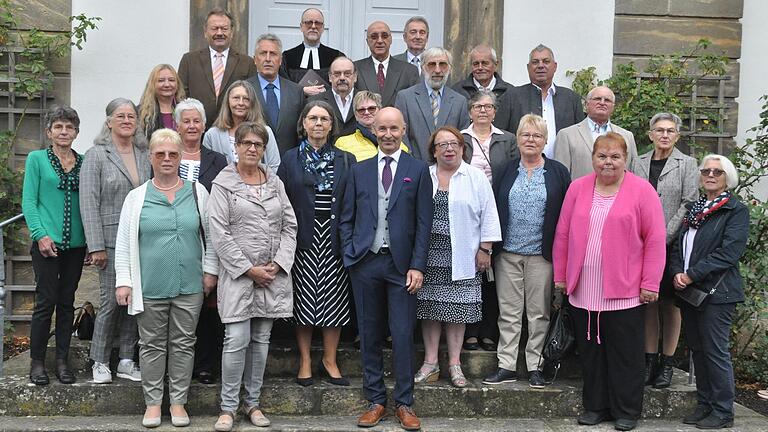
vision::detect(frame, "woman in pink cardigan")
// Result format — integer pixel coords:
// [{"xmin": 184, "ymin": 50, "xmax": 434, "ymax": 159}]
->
[{"xmin": 553, "ymin": 132, "xmax": 666, "ymax": 431}]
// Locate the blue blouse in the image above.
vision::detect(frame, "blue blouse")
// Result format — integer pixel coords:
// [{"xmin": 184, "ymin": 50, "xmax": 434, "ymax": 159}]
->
[{"xmin": 503, "ymin": 162, "xmax": 547, "ymax": 255}]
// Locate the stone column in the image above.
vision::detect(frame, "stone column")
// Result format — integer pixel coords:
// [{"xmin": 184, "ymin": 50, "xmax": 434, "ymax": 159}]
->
[{"xmin": 444, "ymin": 0, "xmax": 504, "ymax": 84}]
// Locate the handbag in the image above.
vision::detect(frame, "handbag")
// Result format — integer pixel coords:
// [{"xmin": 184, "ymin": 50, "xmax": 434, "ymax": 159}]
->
[
  {"xmin": 675, "ymin": 285, "xmax": 715, "ymax": 309},
  {"xmin": 72, "ymin": 301, "xmax": 96, "ymax": 340},
  {"xmin": 537, "ymin": 296, "xmax": 576, "ymax": 383}
]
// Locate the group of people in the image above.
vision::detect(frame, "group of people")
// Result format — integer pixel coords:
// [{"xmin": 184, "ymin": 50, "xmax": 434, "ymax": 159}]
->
[{"xmin": 20, "ymin": 6, "xmax": 750, "ymax": 432}]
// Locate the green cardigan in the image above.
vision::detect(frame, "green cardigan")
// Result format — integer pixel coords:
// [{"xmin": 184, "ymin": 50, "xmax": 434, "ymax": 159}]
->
[{"xmin": 21, "ymin": 149, "xmax": 86, "ymax": 248}]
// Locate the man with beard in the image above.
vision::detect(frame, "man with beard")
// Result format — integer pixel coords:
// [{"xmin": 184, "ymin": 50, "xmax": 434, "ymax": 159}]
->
[
  {"xmin": 178, "ymin": 8, "xmax": 257, "ymax": 129},
  {"xmin": 394, "ymin": 47, "xmax": 469, "ymax": 160},
  {"xmin": 309, "ymin": 57, "xmax": 358, "ymax": 137}
]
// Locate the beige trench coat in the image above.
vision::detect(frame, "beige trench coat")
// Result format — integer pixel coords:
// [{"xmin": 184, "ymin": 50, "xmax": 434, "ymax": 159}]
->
[{"xmin": 208, "ymin": 163, "xmax": 298, "ymax": 323}]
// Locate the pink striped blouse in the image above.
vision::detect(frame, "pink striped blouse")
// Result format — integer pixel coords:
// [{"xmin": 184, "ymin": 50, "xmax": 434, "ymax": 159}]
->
[{"xmin": 570, "ymin": 190, "xmax": 642, "ymax": 312}]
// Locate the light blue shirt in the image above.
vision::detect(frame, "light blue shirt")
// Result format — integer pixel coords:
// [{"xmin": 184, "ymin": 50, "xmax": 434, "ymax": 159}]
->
[
  {"xmin": 425, "ymin": 82, "xmax": 443, "ymax": 109},
  {"xmin": 258, "ymin": 74, "xmax": 281, "ymax": 109},
  {"xmin": 587, "ymin": 117, "xmax": 612, "ymax": 141},
  {"xmin": 504, "ymin": 162, "xmax": 547, "ymax": 255}
]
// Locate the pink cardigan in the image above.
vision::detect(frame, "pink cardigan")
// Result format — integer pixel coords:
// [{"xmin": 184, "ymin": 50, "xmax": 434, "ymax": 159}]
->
[{"xmin": 553, "ymin": 171, "xmax": 666, "ymax": 299}]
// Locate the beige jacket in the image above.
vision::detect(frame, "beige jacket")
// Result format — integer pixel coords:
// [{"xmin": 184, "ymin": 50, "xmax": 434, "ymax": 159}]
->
[
  {"xmin": 208, "ymin": 163, "xmax": 298, "ymax": 323},
  {"xmin": 553, "ymin": 118, "xmax": 638, "ymax": 180}
]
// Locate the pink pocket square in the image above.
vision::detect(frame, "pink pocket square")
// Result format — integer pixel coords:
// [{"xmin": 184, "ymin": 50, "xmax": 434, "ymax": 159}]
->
[{"xmin": 403, "ymin": 177, "xmax": 412, "ymax": 183}]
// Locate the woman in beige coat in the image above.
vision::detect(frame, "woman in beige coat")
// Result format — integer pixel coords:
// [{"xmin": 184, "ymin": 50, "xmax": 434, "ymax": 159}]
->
[{"xmin": 207, "ymin": 121, "xmax": 297, "ymax": 431}]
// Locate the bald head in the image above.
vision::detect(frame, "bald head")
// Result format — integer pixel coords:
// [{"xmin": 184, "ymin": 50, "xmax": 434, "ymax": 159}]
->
[
  {"xmin": 366, "ymin": 21, "xmax": 392, "ymax": 61},
  {"xmin": 373, "ymin": 107, "xmax": 406, "ymax": 155}
]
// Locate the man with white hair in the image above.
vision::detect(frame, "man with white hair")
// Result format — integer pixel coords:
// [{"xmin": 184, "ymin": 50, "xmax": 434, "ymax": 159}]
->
[
  {"xmin": 394, "ymin": 47, "xmax": 469, "ymax": 160},
  {"xmin": 554, "ymin": 85, "xmax": 637, "ymax": 179},
  {"xmin": 452, "ymin": 44, "xmax": 514, "ymax": 131}
]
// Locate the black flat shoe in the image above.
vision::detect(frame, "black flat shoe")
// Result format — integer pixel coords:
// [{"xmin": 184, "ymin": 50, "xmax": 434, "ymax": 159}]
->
[
  {"xmin": 695, "ymin": 414, "xmax": 733, "ymax": 429},
  {"xmin": 463, "ymin": 339, "xmax": 480, "ymax": 351},
  {"xmin": 295, "ymin": 376, "xmax": 314, "ymax": 387},
  {"xmin": 319, "ymin": 360, "xmax": 350, "ymax": 386},
  {"xmin": 577, "ymin": 410, "xmax": 612, "ymax": 425},
  {"xmin": 479, "ymin": 338, "xmax": 497, "ymax": 351},
  {"xmin": 29, "ymin": 359, "xmax": 50, "ymax": 386},
  {"xmin": 614, "ymin": 418, "xmax": 637, "ymax": 431},
  {"xmin": 683, "ymin": 405, "xmax": 713, "ymax": 425},
  {"xmin": 55, "ymin": 359, "xmax": 76, "ymax": 384},
  {"xmin": 197, "ymin": 371, "xmax": 216, "ymax": 384}
]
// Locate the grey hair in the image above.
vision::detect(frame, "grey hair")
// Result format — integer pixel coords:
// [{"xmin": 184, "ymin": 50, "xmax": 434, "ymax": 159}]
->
[
  {"xmin": 256, "ymin": 33, "xmax": 282, "ymax": 52},
  {"xmin": 586, "ymin": 86, "xmax": 616, "ymax": 102},
  {"xmin": 45, "ymin": 105, "xmax": 80, "ymax": 131},
  {"xmin": 173, "ymin": 98, "xmax": 207, "ymax": 125},
  {"xmin": 469, "ymin": 45, "xmax": 497, "ymax": 63},
  {"xmin": 421, "ymin": 46, "xmax": 452, "ymax": 67},
  {"xmin": 94, "ymin": 98, "xmax": 147, "ymax": 149},
  {"xmin": 468, "ymin": 89, "xmax": 497, "ymax": 110},
  {"xmin": 649, "ymin": 112, "xmax": 683, "ymax": 131},
  {"xmin": 529, "ymin": 44, "xmax": 555, "ymax": 62},
  {"xmin": 700, "ymin": 154, "xmax": 739, "ymax": 190},
  {"xmin": 403, "ymin": 16, "xmax": 429, "ymax": 33}
]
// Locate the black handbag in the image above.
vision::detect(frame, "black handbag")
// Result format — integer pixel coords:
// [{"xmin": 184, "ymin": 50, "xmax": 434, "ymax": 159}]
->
[
  {"xmin": 72, "ymin": 301, "xmax": 96, "ymax": 340},
  {"xmin": 537, "ymin": 297, "xmax": 576, "ymax": 382},
  {"xmin": 675, "ymin": 285, "xmax": 715, "ymax": 309}
]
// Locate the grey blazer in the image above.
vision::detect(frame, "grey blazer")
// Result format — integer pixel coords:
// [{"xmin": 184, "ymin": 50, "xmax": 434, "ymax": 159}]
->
[
  {"xmin": 79, "ymin": 141, "xmax": 151, "ymax": 252},
  {"xmin": 553, "ymin": 118, "xmax": 638, "ymax": 180},
  {"xmin": 248, "ymin": 75, "xmax": 305, "ymax": 156},
  {"xmin": 633, "ymin": 147, "xmax": 699, "ymax": 244},
  {"xmin": 202, "ymin": 125, "xmax": 281, "ymax": 170},
  {"xmin": 354, "ymin": 56, "xmax": 419, "ymax": 107},
  {"xmin": 462, "ymin": 129, "xmax": 519, "ymax": 182},
  {"xmin": 394, "ymin": 83, "xmax": 470, "ymax": 160}
]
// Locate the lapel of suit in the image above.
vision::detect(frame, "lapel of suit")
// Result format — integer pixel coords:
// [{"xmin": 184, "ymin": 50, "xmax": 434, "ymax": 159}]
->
[
  {"xmin": 105, "ymin": 142, "xmax": 135, "ymax": 183},
  {"xmin": 198, "ymin": 50, "xmax": 216, "ymax": 95},
  {"xmin": 388, "ymin": 152, "xmax": 409, "ymax": 212},
  {"xmin": 382, "ymin": 59, "xmax": 402, "ymax": 104},
  {"xmin": 415, "ymin": 85, "xmax": 435, "ymax": 134},
  {"xmin": 659, "ymin": 147, "xmax": 681, "ymax": 178},
  {"xmin": 221, "ymin": 52, "xmax": 238, "ymax": 94},
  {"xmin": 363, "ymin": 157, "xmax": 379, "ymax": 220},
  {"xmin": 437, "ymin": 88, "xmax": 455, "ymax": 125},
  {"xmin": 360, "ymin": 58, "xmax": 377, "ymax": 93},
  {"xmin": 577, "ymin": 119, "xmax": 594, "ymax": 154},
  {"xmin": 276, "ymin": 77, "xmax": 289, "ymax": 131}
]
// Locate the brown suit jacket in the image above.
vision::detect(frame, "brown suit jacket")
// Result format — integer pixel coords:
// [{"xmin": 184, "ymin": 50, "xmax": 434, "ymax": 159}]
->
[{"xmin": 178, "ymin": 48, "xmax": 257, "ymax": 128}]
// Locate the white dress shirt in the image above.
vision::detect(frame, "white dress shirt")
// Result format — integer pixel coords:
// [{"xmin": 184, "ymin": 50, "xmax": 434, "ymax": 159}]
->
[
  {"xmin": 473, "ymin": 75, "xmax": 497, "ymax": 92},
  {"xmin": 377, "ymin": 148, "xmax": 401, "ymax": 180},
  {"xmin": 372, "ymin": 56, "xmax": 390, "ymax": 78},
  {"xmin": 333, "ymin": 89, "xmax": 353, "ymax": 120},
  {"xmin": 429, "ymin": 162, "xmax": 502, "ymax": 280},
  {"xmin": 209, "ymin": 47, "xmax": 230, "ymax": 73},
  {"xmin": 534, "ymin": 83, "xmax": 557, "ymax": 158}
]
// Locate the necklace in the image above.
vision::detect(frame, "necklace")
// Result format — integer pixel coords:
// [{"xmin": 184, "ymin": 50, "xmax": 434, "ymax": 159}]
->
[
  {"xmin": 182, "ymin": 148, "xmax": 201, "ymax": 155},
  {"xmin": 152, "ymin": 177, "xmax": 181, "ymax": 191}
]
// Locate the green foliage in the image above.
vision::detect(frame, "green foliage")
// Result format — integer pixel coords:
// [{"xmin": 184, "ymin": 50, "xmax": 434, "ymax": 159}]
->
[
  {"xmin": 0, "ymin": 0, "xmax": 99, "ymax": 246},
  {"xmin": 566, "ymin": 39, "xmax": 729, "ymax": 154}
]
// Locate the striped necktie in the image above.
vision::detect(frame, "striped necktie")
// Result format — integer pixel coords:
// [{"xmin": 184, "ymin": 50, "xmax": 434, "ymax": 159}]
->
[
  {"xmin": 431, "ymin": 91, "xmax": 439, "ymax": 126},
  {"xmin": 213, "ymin": 53, "xmax": 225, "ymax": 97}
]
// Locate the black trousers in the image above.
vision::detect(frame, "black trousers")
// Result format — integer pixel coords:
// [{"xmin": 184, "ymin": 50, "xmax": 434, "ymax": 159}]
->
[
  {"xmin": 29, "ymin": 243, "xmax": 87, "ymax": 361},
  {"xmin": 193, "ymin": 303, "xmax": 224, "ymax": 375},
  {"xmin": 680, "ymin": 302, "xmax": 736, "ymax": 420},
  {"xmin": 571, "ymin": 304, "xmax": 645, "ymax": 420},
  {"xmin": 464, "ymin": 275, "xmax": 499, "ymax": 342}
]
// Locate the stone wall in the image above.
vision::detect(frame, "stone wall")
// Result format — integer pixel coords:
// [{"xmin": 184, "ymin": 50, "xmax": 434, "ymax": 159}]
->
[{"xmin": 444, "ymin": 0, "xmax": 504, "ymax": 83}]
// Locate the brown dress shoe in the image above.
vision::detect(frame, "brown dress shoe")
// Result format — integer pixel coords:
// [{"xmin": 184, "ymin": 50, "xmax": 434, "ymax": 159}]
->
[
  {"xmin": 395, "ymin": 405, "xmax": 421, "ymax": 431},
  {"xmin": 357, "ymin": 403, "xmax": 386, "ymax": 427}
]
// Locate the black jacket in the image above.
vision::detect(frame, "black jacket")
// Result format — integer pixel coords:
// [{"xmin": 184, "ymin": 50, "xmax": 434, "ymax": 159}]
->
[
  {"xmin": 462, "ymin": 131, "xmax": 519, "ymax": 182},
  {"xmin": 198, "ymin": 147, "xmax": 228, "ymax": 192},
  {"xmin": 507, "ymin": 83, "xmax": 585, "ymax": 137},
  {"xmin": 493, "ymin": 156, "xmax": 570, "ymax": 261},
  {"xmin": 669, "ymin": 196, "xmax": 749, "ymax": 304},
  {"xmin": 452, "ymin": 72, "xmax": 514, "ymax": 132},
  {"xmin": 276, "ymin": 146, "xmax": 355, "ymax": 255}
]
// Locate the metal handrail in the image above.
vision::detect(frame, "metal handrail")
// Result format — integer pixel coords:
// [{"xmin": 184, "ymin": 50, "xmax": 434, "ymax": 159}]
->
[{"xmin": 1, "ymin": 212, "xmax": 24, "ymax": 378}]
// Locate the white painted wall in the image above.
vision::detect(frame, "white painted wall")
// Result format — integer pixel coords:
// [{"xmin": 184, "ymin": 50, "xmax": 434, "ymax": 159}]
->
[
  {"xmin": 501, "ymin": 0, "xmax": 615, "ymax": 88},
  {"xmin": 737, "ymin": 0, "xmax": 768, "ymax": 200},
  {"xmin": 70, "ymin": 1, "xmax": 188, "ymax": 153}
]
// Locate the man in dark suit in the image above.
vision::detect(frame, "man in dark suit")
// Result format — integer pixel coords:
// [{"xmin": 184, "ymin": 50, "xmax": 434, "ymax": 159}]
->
[
  {"xmin": 395, "ymin": 47, "xmax": 469, "ymax": 160},
  {"xmin": 281, "ymin": 7, "xmax": 345, "ymax": 97},
  {"xmin": 178, "ymin": 7, "xmax": 257, "ymax": 129},
  {"xmin": 452, "ymin": 44, "xmax": 514, "ymax": 131},
  {"xmin": 247, "ymin": 34, "xmax": 304, "ymax": 155},
  {"xmin": 309, "ymin": 56, "xmax": 357, "ymax": 137},
  {"xmin": 507, "ymin": 44, "xmax": 585, "ymax": 158},
  {"xmin": 354, "ymin": 21, "xmax": 419, "ymax": 108},
  {"xmin": 339, "ymin": 107, "xmax": 432, "ymax": 431},
  {"xmin": 392, "ymin": 16, "xmax": 429, "ymax": 75}
]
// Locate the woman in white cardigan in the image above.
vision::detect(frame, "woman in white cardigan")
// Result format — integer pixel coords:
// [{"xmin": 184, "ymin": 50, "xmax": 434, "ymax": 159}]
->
[
  {"xmin": 202, "ymin": 80, "xmax": 281, "ymax": 170},
  {"xmin": 115, "ymin": 129, "xmax": 218, "ymax": 429}
]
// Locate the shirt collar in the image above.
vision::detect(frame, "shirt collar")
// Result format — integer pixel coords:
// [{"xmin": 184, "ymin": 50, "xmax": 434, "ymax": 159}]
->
[
  {"xmin": 532, "ymin": 82, "xmax": 557, "ymax": 96},
  {"xmin": 461, "ymin": 124, "xmax": 504, "ymax": 139},
  {"xmin": 425, "ymin": 82, "xmax": 444, "ymax": 96},
  {"xmin": 473, "ymin": 75, "xmax": 496, "ymax": 91},
  {"xmin": 258, "ymin": 74, "xmax": 280, "ymax": 89},
  {"xmin": 303, "ymin": 43, "xmax": 320, "ymax": 49},
  {"xmin": 209, "ymin": 47, "xmax": 229, "ymax": 58},
  {"xmin": 429, "ymin": 161, "xmax": 469, "ymax": 178},
  {"xmin": 587, "ymin": 116, "xmax": 612, "ymax": 131},
  {"xmin": 407, "ymin": 51, "xmax": 421, "ymax": 63},
  {"xmin": 378, "ymin": 148, "xmax": 402, "ymax": 163},
  {"xmin": 332, "ymin": 88, "xmax": 353, "ymax": 103},
  {"xmin": 372, "ymin": 56, "xmax": 390, "ymax": 69}
]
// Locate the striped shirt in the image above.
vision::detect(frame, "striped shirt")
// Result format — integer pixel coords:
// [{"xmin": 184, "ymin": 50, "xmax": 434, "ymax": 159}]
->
[{"xmin": 570, "ymin": 189, "xmax": 642, "ymax": 312}]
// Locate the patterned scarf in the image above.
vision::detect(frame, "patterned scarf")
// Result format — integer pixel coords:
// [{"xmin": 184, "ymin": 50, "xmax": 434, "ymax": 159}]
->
[
  {"xmin": 683, "ymin": 191, "xmax": 731, "ymax": 229},
  {"xmin": 299, "ymin": 139, "xmax": 335, "ymax": 191},
  {"xmin": 46, "ymin": 146, "xmax": 83, "ymax": 250}
]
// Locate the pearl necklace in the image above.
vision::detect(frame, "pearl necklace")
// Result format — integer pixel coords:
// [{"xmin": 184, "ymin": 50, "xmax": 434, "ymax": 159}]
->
[
  {"xmin": 182, "ymin": 148, "xmax": 201, "ymax": 155},
  {"xmin": 152, "ymin": 177, "xmax": 181, "ymax": 191}
]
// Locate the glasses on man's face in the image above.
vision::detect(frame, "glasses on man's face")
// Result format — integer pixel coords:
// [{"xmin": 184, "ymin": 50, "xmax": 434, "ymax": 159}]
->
[
  {"xmin": 368, "ymin": 32, "xmax": 390, "ymax": 41},
  {"xmin": 700, "ymin": 168, "xmax": 725, "ymax": 177},
  {"xmin": 471, "ymin": 104, "xmax": 495, "ymax": 112},
  {"xmin": 356, "ymin": 106, "xmax": 378, "ymax": 115},
  {"xmin": 331, "ymin": 70, "xmax": 355, "ymax": 78},
  {"xmin": 302, "ymin": 20, "xmax": 323, "ymax": 28},
  {"xmin": 436, "ymin": 141, "xmax": 461, "ymax": 150},
  {"xmin": 519, "ymin": 132, "xmax": 545, "ymax": 141},
  {"xmin": 652, "ymin": 128, "xmax": 678, "ymax": 136},
  {"xmin": 152, "ymin": 151, "xmax": 180, "ymax": 160},
  {"xmin": 589, "ymin": 96, "xmax": 614, "ymax": 104},
  {"xmin": 236, "ymin": 140, "xmax": 266, "ymax": 150}
]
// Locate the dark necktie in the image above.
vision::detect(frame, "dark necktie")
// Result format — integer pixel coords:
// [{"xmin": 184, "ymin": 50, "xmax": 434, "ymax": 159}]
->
[
  {"xmin": 308, "ymin": 49, "xmax": 317, "ymax": 70},
  {"xmin": 265, "ymin": 83, "xmax": 279, "ymax": 127},
  {"xmin": 382, "ymin": 156, "xmax": 393, "ymax": 192},
  {"xmin": 377, "ymin": 63, "xmax": 385, "ymax": 93}
]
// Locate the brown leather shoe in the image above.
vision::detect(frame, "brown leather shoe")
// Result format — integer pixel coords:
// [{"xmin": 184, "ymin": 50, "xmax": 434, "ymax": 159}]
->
[
  {"xmin": 395, "ymin": 405, "xmax": 421, "ymax": 431},
  {"xmin": 357, "ymin": 403, "xmax": 386, "ymax": 427}
]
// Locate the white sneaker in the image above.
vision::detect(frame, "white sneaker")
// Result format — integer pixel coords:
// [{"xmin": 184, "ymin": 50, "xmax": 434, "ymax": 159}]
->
[
  {"xmin": 92, "ymin": 362, "xmax": 113, "ymax": 384},
  {"xmin": 116, "ymin": 359, "xmax": 142, "ymax": 382}
]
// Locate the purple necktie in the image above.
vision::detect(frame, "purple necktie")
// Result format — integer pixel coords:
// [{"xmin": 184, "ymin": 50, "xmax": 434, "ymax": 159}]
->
[{"xmin": 382, "ymin": 156, "xmax": 393, "ymax": 192}]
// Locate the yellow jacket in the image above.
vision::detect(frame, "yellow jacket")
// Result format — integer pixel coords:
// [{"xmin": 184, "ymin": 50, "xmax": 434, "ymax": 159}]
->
[{"xmin": 335, "ymin": 129, "xmax": 409, "ymax": 162}]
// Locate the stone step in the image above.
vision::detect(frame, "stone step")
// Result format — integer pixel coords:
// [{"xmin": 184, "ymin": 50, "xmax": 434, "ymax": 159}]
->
[
  {"xmin": 0, "ymin": 411, "xmax": 765, "ymax": 432},
  {"xmin": 0, "ymin": 372, "xmax": 696, "ymax": 418}
]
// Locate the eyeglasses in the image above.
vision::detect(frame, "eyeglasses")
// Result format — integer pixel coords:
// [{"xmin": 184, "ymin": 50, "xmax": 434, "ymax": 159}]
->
[
  {"xmin": 302, "ymin": 20, "xmax": 323, "ymax": 28},
  {"xmin": 356, "ymin": 106, "xmax": 378, "ymax": 114},
  {"xmin": 471, "ymin": 103, "xmax": 495, "ymax": 112},
  {"xmin": 236, "ymin": 140, "xmax": 266, "ymax": 150},
  {"xmin": 652, "ymin": 128, "xmax": 678, "ymax": 136},
  {"xmin": 589, "ymin": 96, "xmax": 614, "ymax": 104},
  {"xmin": 519, "ymin": 132, "xmax": 545, "ymax": 141},
  {"xmin": 700, "ymin": 168, "xmax": 725, "ymax": 177},
  {"xmin": 113, "ymin": 113, "xmax": 137, "ymax": 121},
  {"xmin": 306, "ymin": 115, "xmax": 332, "ymax": 124},
  {"xmin": 331, "ymin": 70, "xmax": 355, "ymax": 78},
  {"xmin": 425, "ymin": 61, "xmax": 450, "ymax": 70},
  {"xmin": 368, "ymin": 32, "xmax": 390, "ymax": 41},
  {"xmin": 435, "ymin": 141, "xmax": 461, "ymax": 149},
  {"xmin": 152, "ymin": 151, "xmax": 180, "ymax": 160}
]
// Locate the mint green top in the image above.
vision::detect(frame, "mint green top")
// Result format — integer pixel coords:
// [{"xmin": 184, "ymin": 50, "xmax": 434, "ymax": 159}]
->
[
  {"xmin": 21, "ymin": 149, "xmax": 86, "ymax": 248},
  {"xmin": 138, "ymin": 181, "xmax": 203, "ymax": 299}
]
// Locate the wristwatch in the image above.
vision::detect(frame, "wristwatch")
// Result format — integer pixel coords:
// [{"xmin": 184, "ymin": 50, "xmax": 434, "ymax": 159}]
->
[{"xmin": 479, "ymin": 247, "xmax": 492, "ymax": 256}]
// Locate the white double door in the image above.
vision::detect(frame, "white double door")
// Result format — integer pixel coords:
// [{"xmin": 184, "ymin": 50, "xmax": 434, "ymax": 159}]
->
[{"xmin": 248, "ymin": 0, "xmax": 444, "ymax": 62}]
